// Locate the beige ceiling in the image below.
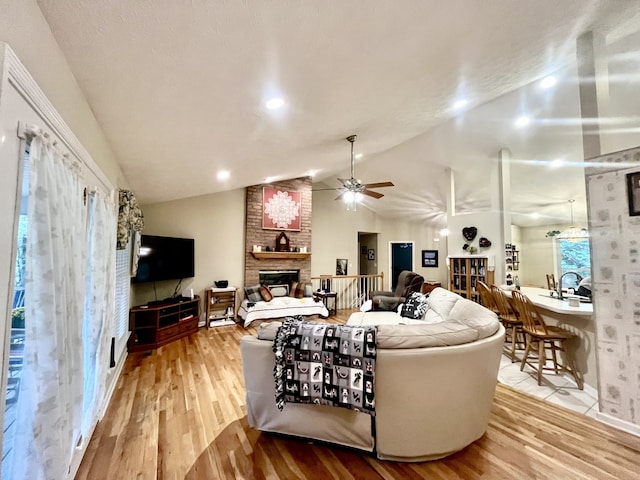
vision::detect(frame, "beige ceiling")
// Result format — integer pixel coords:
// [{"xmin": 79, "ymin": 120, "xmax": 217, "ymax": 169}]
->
[{"xmin": 37, "ymin": 0, "xmax": 640, "ymax": 227}]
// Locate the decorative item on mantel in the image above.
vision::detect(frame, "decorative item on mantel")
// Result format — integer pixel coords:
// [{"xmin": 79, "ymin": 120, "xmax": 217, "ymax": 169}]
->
[{"xmin": 275, "ymin": 231, "xmax": 290, "ymax": 252}]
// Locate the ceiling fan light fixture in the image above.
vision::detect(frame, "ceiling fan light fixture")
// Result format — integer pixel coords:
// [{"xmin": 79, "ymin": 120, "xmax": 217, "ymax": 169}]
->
[{"xmin": 334, "ymin": 133, "xmax": 395, "ymax": 209}]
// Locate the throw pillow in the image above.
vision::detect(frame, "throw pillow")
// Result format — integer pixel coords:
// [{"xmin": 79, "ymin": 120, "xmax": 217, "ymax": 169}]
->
[
  {"xmin": 244, "ymin": 284, "xmax": 262, "ymax": 303},
  {"xmin": 259, "ymin": 285, "xmax": 273, "ymax": 302},
  {"xmin": 303, "ymin": 283, "xmax": 313, "ymax": 297},
  {"xmin": 291, "ymin": 282, "xmax": 305, "ymax": 299},
  {"xmin": 269, "ymin": 284, "xmax": 289, "ymax": 297},
  {"xmin": 400, "ymin": 292, "xmax": 429, "ymax": 320},
  {"xmin": 289, "ymin": 281, "xmax": 299, "ymax": 297}
]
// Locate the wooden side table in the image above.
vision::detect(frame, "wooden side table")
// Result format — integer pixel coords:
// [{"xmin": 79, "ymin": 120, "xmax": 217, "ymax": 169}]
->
[
  {"xmin": 205, "ymin": 287, "xmax": 237, "ymax": 327},
  {"xmin": 317, "ymin": 291, "xmax": 337, "ymax": 316}
]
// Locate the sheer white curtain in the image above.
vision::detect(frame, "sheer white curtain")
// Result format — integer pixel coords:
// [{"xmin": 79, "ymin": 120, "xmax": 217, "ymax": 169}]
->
[
  {"xmin": 82, "ymin": 190, "xmax": 117, "ymax": 438},
  {"xmin": 11, "ymin": 132, "xmax": 87, "ymax": 479}
]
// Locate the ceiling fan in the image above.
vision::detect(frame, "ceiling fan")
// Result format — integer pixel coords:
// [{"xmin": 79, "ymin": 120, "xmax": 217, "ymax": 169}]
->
[{"xmin": 333, "ymin": 134, "xmax": 394, "ymax": 201}]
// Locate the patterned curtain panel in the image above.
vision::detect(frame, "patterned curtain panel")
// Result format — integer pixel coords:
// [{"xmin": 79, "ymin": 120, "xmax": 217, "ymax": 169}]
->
[
  {"xmin": 117, "ymin": 189, "xmax": 144, "ymax": 250},
  {"xmin": 11, "ymin": 133, "xmax": 87, "ymax": 479},
  {"xmin": 82, "ymin": 190, "xmax": 117, "ymax": 438}
]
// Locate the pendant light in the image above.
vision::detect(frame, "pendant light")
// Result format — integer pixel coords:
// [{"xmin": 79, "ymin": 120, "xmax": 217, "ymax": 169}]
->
[{"xmin": 557, "ymin": 199, "xmax": 588, "ymax": 239}]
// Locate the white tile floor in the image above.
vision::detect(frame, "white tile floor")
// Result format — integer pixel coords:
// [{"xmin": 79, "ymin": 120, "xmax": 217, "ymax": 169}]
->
[{"xmin": 497, "ymin": 352, "xmax": 600, "ymax": 417}]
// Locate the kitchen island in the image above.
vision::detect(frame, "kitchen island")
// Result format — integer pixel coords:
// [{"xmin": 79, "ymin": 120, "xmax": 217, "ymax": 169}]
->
[{"xmin": 503, "ymin": 286, "xmax": 596, "ymax": 389}]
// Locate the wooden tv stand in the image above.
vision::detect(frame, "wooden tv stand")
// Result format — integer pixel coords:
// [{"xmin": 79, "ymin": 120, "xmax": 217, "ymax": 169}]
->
[{"xmin": 128, "ymin": 296, "xmax": 200, "ymax": 352}]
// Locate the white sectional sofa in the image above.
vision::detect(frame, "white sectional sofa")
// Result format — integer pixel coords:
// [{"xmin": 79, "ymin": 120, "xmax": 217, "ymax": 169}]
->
[{"xmin": 240, "ymin": 287, "xmax": 505, "ymax": 461}]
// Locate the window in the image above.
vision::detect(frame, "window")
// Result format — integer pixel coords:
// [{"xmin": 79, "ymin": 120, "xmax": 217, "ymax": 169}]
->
[
  {"xmin": 557, "ymin": 238, "xmax": 591, "ymax": 289},
  {"xmin": 113, "ymin": 240, "xmax": 132, "ymax": 364}
]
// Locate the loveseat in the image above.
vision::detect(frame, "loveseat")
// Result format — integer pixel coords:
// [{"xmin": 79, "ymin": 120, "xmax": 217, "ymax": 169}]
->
[{"xmin": 240, "ymin": 287, "xmax": 505, "ymax": 461}]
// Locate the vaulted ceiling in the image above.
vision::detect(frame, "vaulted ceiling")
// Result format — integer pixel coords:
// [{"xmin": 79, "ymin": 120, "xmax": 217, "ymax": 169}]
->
[{"xmin": 37, "ymin": 1, "xmax": 640, "ymax": 227}]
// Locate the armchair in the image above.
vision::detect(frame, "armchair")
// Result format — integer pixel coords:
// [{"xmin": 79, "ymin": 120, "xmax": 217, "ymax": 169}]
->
[{"xmin": 370, "ymin": 270, "xmax": 425, "ymax": 311}]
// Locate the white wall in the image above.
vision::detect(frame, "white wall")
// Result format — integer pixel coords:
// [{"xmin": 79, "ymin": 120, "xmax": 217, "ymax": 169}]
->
[
  {"xmin": 312, "ymin": 191, "xmax": 445, "ymax": 289},
  {"xmin": 0, "ymin": 0, "xmax": 124, "ymax": 186},
  {"xmin": 134, "ymin": 189, "xmax": 246, "ymax": 307},
  {"xmin": 447, "ymin": 212, "xmax": 503, "ymax": 283},
  {"xmin": 311, "ymin": 190, "xmax": 380, "ymax": 278},
  {"xmin": 518, "ymin": 223, "xmax": 575, "ymax": 288}
]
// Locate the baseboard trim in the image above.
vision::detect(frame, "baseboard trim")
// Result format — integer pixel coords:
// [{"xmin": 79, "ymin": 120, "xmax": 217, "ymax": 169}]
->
[{"xmin": 596, "ymin": 411, "xmax": 640, "ymax": 437}]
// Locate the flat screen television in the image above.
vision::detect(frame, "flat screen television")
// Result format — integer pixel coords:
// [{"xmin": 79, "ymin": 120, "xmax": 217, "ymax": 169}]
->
[{"xmin": 132, "ymin": 235, "xmax": 195, "ymax": 283}]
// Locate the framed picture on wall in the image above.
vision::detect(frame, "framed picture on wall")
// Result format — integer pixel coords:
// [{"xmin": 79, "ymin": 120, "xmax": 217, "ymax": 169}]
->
[
  {"xmin": 336, "ymin": 258, "xmax": 348, "ymax": 275},
  {"xmin": 262, "ymin": 187, "xmax": 301, "ymax": 230},
  {"xmin": 367, "ymin": 249, "xmax": 375, "ymax": 261},
  {"xmin": 627, "ymin": 172, "xmax": 640, "ymax": 216},
  {"xmin": 361, "ymin": 246, "xmax": 367, "ymax": 255},
  {"xmin": 421, "ymin": 250, "xmax": 438, "ymax": 268}
]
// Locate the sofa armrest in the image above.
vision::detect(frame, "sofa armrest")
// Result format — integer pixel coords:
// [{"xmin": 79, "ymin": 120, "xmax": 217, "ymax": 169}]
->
[
  {"xmin": 372, "ymin": 295, "xmax": 402, "ymax": 311},
  {"xmin": 370, "ymin": 290, "xmax": 393, "ymax": 298}
]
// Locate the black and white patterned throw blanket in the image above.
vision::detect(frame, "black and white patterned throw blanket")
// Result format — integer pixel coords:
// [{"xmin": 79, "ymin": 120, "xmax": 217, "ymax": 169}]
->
[{"xmin": 273, "ymin": 316, "xmax": 376, "ymax": 416}]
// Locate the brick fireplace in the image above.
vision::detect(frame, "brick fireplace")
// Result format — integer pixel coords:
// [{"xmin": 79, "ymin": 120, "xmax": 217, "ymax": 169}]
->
[{"xmin": 244, "ymin": 177, "xmax": 312, "ymax": 287}]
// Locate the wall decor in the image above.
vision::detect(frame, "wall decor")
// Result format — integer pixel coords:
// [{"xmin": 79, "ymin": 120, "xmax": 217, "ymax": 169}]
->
[
  {"xmin": 421, "ymin": 250, "xmax": 438, "ymax": 268},
  {"xmin": 367, "ymin": 249, "xmax": 375, "ymax": 261},
  {"xmin": 462, "ymin": 226, "xmax": 477, "ymax": 241},
  {"xmin": 479, "ymin": 237, "xmax": 491, "ymax": 247},
  {"xmin": 626, "ymin": 172, "xmax": 640, "ymax": 216},
  {"xmin": 336, "ymin": 258, "xmax": 348, "ymax": 276},
  {"xmin": 361, "ymin": 246, "xmax": 367, "ymax": 255},
  {"xmin": 262, "ymin": 187, "xmax": 301, "ymax": 230}
]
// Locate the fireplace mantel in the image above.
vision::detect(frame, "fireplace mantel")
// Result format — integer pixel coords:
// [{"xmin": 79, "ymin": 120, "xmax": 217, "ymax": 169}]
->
[{"xmin": 251, "ymin": 251, "xmax": 311, "ymax": 261}]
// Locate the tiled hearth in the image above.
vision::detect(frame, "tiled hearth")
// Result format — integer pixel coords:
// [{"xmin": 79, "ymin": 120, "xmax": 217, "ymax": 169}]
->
[{"xmin": 244, "ymin": 177, "xmax": 312, "ymax": 286}]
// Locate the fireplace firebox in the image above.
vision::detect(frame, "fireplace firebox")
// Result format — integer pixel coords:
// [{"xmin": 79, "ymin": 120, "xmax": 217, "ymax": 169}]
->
[{"xmin": 259, "ymin": 270, "xmax": 300, "ymax": 287}]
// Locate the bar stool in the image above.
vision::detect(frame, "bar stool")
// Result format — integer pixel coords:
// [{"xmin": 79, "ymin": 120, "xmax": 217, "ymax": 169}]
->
[
  {"xmin": 490, "ymin": 285, "xmax": 526, "ymax": 362},
  {"xmin": 511, "ymin": 290, "xmax": 583, "ymax": 389},
  {"xmin": 546, "ymin": 274, "xmax": 556, "ymax": 291},
  {"xmin": 477, "ymin": 281, "xmax": 499, "ymax": 316}
]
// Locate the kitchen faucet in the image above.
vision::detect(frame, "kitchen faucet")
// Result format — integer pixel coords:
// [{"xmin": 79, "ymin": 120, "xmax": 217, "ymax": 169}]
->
[{"xmin": 557, "ymin": 271, "xmax": 583, "ymax": 300}]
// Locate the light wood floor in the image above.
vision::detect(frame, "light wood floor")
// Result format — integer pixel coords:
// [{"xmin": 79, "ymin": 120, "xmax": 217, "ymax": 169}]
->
[{"xmin": 76, "ymin": 311, "xmax": 640, "ymax": 479}]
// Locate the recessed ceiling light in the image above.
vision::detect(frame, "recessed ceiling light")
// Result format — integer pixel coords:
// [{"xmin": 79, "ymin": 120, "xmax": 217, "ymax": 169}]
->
[
  {"xmin": 515, "ymin": 116, "xmax": 531, "ymax": 128},
  {"xmin": 439, "ymin": 229, "xmax": 449, "ymax": 237},
  {"xmin": 550, "ymin": 158, "xmax": 564, "ymax": 168},
  {"xmin": 540, "ymin": 76, "xmax": 557, "ymax": 89},
  {"xmin": 531, "ymin": 212, "xmax": 541, "ymax": 219},
  {"xmin": 453, "ymin": 99, "xmax": 468, "ymax": 110},
  {"xmin": 306, "ymin": 169, "xmax": 317, "ymax": 177},
  {"xmin": 265, "ymin": 97, "xmax": 285, "ymax": 110},
  {"xmin": 355, "ymin": 153, "xmax": 363, "ymax": 159},
  {"xmin": 217, "ymin": 170, "xmax": 230, "ymax": 181},
  {"xmin": 265, "ymin": 176, "xmax": 276, "ymax": 183}
]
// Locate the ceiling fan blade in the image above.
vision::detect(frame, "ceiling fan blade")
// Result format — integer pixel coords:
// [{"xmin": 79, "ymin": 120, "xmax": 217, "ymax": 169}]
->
[
  {"xmin": 362, "ymin": 181, "xmax": 394, "ymax": 189},
  {"xmin": 337, "ymin": 177, "xmax": 349, "ymax": 185},
  {"xmin": 334, "ymin": 191, "xmax": 346, "ymax": 201},
  {"xmin": 362, "ymin": 189, "xmax": 384, "ymax": 199},
  {"xmin": 312, "ymin": 187, "xmax": 340, "ymax": 192}
]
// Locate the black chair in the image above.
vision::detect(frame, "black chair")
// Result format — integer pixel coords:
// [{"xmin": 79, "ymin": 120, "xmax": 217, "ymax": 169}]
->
[{"xmin": 370, "ymin": 271, "xmax": 424, "ymax": 311}]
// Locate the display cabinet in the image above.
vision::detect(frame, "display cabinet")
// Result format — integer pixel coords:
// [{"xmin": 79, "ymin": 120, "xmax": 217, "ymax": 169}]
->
[
  {"xmin": 449, "ymin": 256, "xmax": 494, "ymax": 304},
  {"xmin": 128, "ymin": 296, "xmax": 200, "ymax": 352}
]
